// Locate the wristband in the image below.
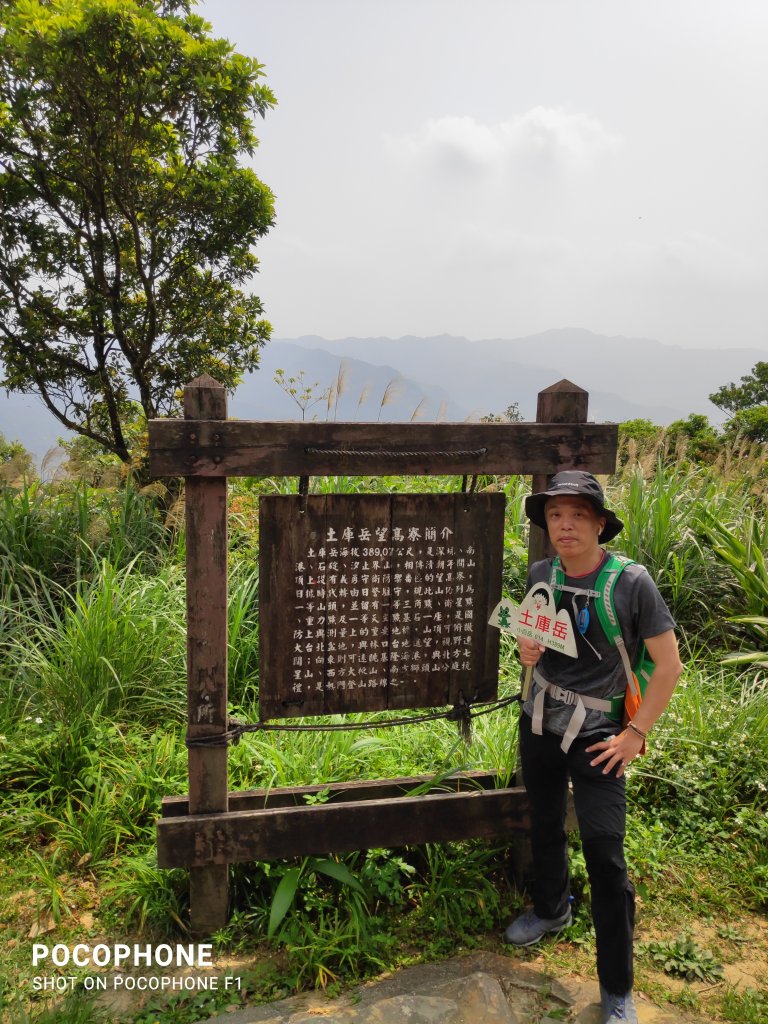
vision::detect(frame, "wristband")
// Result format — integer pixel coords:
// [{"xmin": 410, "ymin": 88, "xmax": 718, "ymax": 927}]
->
[{"xmin": 627, "ymin": 720, "xmax": 647, "ymax": 740}]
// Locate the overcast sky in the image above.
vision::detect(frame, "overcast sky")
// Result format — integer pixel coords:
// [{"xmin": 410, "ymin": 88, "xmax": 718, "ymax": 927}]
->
[{"xmin": 198, "ymin": 0, "xmax": 768, "ymax": 351}]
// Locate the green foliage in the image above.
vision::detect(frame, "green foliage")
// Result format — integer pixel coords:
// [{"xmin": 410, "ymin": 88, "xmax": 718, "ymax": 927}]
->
[
  {"xmin": 617, "ymin": 418, "xmax": 663, "ymax": 463},
  {"xmin": 129, "ymin": 973, "xmax": 247, "ymax": 1024},
  {"xmin": 356, "ymin": 848, "xmax": 417, "ymax": 911},
  {"xmin": 726, "ymin": 405, "xmax": 768, "ymax": 443},
  {"xmin": 609, "ymin": 461, "xmax": 730, "ymax": 635},
  {"xmin": 406, "ymin": 841, "xmax": 507, "ymax": 945},
  {"xmin": 638, "ymin": 933, "xmax": 724, "ymax": 982},
  {"xmin": 0, "ymin": 431, "xmax": 35, "ymax": 484},
  {"xmin": 6, "ymin": 559, "xmax": 186, "ymax": 723},
  {"xmin": 720, "ymin": 985, "xmax": 768, "ymax": 1024},
  {"xmin": 710, "ymin": 361, "xmax": 768, "ymax": 441},
  {"xmin": 0, "ymin": 0, "xmax": 275, "ymax": 466},
  {"xmin": 0, "ymin": 480, "xmax": 169, "ymax": 600},
  {"xmin": 696, "ymin": 507, "xmax": 768, "ymax": 664},
  {"xmin": 267, "ymin": 857, "xmax": 365, "ymax": 940},
  {"xmin": 103, "ymin": 852, "xmax": 189, "ymax": 935},
  {"xmin": 57, "ymin": 404, "xmax": 148, "ymax": 486},
  {"xmin": 227, "ymin": 563, "xmax": 260, "ymax": 710},
  {"xmin": 0, "ymin": 719, "xmax": 186, "ymax": 869},
  {"xmin": 5, "ymin": 989, "xmax": 106, "ymax": 1024},
  {"xmin": 630, "ymin": 660, "xmax": 768, "ymax": 875},
  {"xmin": 710, "ymin": 362, "xmax": 768, "ymax": 414},
  {"xmin": 664, "ymin": 413, "xmax": 721, "ymax": 463}
]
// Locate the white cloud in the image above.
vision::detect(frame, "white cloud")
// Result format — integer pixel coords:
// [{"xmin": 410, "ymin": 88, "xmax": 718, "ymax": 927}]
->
[{"xmin": 387, "ymin": 107, "xmax": 622, "ymax": 177}]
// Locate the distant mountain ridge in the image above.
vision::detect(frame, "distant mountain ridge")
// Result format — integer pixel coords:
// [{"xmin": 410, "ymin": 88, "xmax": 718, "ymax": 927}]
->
[
  {"xmin": 1, "ymin": 328, "xmax": 764, "ymax": 461},
  {"xmin": 280, "ymin": 329, "xmax": 764, "ymax": 425}
]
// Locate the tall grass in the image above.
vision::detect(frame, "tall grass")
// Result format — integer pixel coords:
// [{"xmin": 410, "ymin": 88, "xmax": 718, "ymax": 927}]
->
[
  {"xmin": 228, "ymin": 563, "xmax": 260, "ymax": 711},
  {"xmin": 0, "ymin": 481, "xmax": 169, "ymax": 597},
  {"xmin": 607, "ymin": 461, "xmax": 752, "ymax": 639},
  {"xmin": 4, "ymin": 560, "xmax": 186, "ymax": 725},
  {"xmin": 695, "ymin": 507, "xmax": 768, "ymax": 664},
  {"xmin": 634, "ymin": 659, "xmax": 768, "ymax": 827}
]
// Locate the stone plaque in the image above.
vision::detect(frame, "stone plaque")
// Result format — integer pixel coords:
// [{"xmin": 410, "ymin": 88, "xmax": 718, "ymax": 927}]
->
[{"xmin": 259, "ymin": 493, "xmax": 505, "ymax": 719}]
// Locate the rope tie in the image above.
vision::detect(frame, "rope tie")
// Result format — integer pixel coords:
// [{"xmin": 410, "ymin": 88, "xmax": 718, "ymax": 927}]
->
[{"xmin": 185, "ymin": 692, "xmax": 521, "ymax": 749}]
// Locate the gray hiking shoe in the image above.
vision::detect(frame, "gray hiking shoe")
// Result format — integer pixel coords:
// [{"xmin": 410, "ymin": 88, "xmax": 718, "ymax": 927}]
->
[
  {"xmin": 502, "ymin": 906, "xmax": 572, "ymax": 946},
  {"xmin": 600, "ymin": 986, "xmax": 639, "ymax": 1023}
]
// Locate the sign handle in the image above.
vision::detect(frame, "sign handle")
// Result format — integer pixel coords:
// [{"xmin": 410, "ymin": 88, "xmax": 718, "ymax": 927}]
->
[{"xmin": 521, "ymin": 664, "xmax": 533, "ymax": 702}]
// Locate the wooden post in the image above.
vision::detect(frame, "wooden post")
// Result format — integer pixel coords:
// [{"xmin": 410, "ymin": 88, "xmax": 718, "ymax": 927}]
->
[
  {"xmin": 184, "ymin": 375, "xmax": 229, "ymax": 934},
  {"xmin": 527, "ymin": 380, "xmax": 590, "ymax": 565}
]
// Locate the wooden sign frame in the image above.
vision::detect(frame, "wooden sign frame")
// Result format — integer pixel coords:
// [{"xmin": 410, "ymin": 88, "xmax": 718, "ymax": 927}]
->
[{"xmin": 148, "ymin": 376, "xmax": 617, "ymax": 934}]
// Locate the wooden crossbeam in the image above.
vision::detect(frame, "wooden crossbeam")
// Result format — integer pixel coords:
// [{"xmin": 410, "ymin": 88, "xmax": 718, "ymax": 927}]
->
[
  {"xmin": 148, "ymin": 420, "xmax": 617, "ymax": 478},
  {"xmin": 157, "ymin": 776, "xmax": 532, "ymax": 868},
  {"xmin": 161, "ymin": 770, "xmax": 508, "ymax": 816}
]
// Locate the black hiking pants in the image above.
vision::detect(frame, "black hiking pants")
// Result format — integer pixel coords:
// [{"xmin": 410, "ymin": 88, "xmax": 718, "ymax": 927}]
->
[{"xmin": 519, "ymin": 711, "xmax": 635, "ymax": 996}]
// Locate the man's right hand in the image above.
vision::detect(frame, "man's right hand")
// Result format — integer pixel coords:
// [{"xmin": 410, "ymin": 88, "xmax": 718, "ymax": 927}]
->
[{"xmin": 518, "ymin": 637, "xmax": 546, "ymax": 666}]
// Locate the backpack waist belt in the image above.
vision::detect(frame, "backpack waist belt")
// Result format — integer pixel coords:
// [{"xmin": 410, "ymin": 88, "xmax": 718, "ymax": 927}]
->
[{"xmin": 531, "ymin": 668, "xmax": 614, "ymax": 753}]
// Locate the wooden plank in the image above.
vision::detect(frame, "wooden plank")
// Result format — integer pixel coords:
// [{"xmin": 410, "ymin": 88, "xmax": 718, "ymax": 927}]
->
[
  {"xmin": 149, "ymin": 419, "xmax": 618, "ymax": 478},
  {"xmin": 156, "ymin": 786, "xmax": 532, "ymax": 867},
  {"xmin": 160, "ymin": 770, "xmax": 505, "ymax": 816},
  {"xmin": 184, "ymin": 375, "xmax": 229, "ymax": 934}
]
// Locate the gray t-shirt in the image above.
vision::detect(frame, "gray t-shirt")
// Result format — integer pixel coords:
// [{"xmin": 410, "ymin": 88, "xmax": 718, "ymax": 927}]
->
[{"xmin": 521, "ymin": 553, "xmax": 676, "ymax": 738}]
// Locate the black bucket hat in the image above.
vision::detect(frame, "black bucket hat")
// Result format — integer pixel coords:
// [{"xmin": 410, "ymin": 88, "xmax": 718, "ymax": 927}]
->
[{"xmin": 525, "ymin": 470, "xmax": 624, "ymax": 544}]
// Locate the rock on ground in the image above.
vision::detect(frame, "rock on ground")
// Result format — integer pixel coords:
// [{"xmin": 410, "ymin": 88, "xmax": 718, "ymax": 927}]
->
[{"xmin": 200, "ymin": 951, "xmax": 699, "ymax": 1024}]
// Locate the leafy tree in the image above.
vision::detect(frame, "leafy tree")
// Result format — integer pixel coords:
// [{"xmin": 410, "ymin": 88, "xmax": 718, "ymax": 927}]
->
[
  {"xmin": 57, "ymin": 403, "xmax": 146, "ymax": 486},
  {"xmin": 618, "ymin": 418, "xmax": 660, "ymax": 447},
  {"xmin": 0, "ymin": 0, "xmax": 275, "ymax": 471},
  {"xmin": 665, "ymin": 413, "xmax": 721, "ymax": 463},
  {"xmin": 617, "ymin": 417, "xmax": 663, "ymax": 463},
  {"xmin": 709, "ymin": 362, "xmax": 768, "ymax": 442},
  {"xmin": 0, "ymin": 430, "xmax": 35, "ymax": 483}
]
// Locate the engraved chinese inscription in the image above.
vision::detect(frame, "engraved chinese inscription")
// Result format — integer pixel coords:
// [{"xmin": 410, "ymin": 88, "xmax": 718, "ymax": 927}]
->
[{"xmin": 259, "ymin": 494, "xmax": 504, "ymax": 718}]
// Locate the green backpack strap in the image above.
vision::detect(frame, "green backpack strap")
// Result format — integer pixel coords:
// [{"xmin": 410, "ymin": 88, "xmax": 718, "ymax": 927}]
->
[
  {"xmin": 593, "ymin": 555, "xmax": 641, "ymax": 720},
  {"xmin": 593, "ymin": 553, "xmax": 634, "ymax": 648}
]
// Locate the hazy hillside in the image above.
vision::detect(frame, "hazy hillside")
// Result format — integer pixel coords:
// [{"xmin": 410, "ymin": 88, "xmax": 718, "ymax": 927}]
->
[
  {"xmin": 2, "ymin": 328, "xmax": 763, "ymax": 462},
  {"xmin": 288, "ymin": 329, "xmax": 763, "ymax": 424}
]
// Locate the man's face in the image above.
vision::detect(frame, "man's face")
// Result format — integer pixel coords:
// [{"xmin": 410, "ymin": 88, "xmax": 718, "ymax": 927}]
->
[{"xmin": 543, "ymin": 495, "xmax": 606, "ymax": 559}]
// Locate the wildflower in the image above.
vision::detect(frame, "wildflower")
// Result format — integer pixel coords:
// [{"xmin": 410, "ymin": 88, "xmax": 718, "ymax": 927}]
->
[{"xmin": 35, "ymin": 717, "xmax": 43, "ymax": 725}]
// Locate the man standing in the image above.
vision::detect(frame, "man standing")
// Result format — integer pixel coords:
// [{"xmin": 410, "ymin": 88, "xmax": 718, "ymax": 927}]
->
[{"xmin": 504, "ymin": 471, "xmax": 683, "ymax": 1024}]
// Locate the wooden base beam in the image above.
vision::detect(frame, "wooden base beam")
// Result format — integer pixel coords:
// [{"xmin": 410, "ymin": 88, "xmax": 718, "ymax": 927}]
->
[{"xmin": 157, "ymin": 774, "xmax": 532, "ymax": 868}]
